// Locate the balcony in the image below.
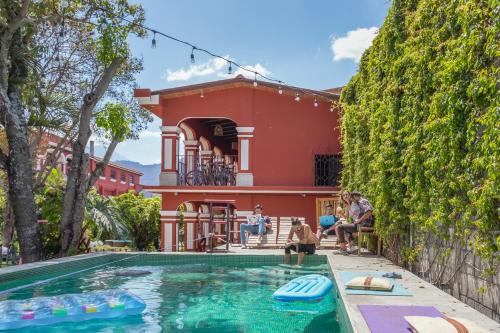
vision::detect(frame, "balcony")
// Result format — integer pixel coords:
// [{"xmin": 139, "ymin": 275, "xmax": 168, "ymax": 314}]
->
[{"xmin": 176, "ymin": 155, "xmax": 238, "ymax": 186}]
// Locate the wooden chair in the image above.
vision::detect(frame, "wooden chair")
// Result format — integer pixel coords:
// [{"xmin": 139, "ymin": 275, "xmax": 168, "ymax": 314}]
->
[
  {"xmin": 356, "ymin": 225, "xmax": 382, "ymax": 256},
  {"xmin": 276, "ymin": 217, "xmax": 303, "ymax": 248},
  {"xmin": 246, "ymin": 217, "xmax": 278, "ymax": 248}
]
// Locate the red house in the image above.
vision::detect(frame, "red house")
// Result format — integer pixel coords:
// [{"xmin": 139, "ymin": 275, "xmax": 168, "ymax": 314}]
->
[
  {"xmin": 136, "ymin": 75, "xmax": 342, "ymax": 252},
  {"xmin": 36, "ymin": 133, "xmax": 142, "ymax": 196}
]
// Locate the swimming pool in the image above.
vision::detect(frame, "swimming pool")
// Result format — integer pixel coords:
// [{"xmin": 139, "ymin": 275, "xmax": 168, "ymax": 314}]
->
[{"xmin": 0, "ymin": 254, "xmax": 353, "ymax": 332}]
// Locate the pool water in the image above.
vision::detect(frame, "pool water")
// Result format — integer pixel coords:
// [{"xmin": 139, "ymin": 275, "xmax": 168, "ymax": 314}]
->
[{"xmin": 1, "ymin": 261, "xmax": 350, "ymax": 332}]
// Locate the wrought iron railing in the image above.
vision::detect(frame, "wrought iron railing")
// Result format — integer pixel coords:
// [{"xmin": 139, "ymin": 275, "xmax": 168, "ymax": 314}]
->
[{"xmin": 177, "ymin": 155, "xmax": 238, "ymax": 186}]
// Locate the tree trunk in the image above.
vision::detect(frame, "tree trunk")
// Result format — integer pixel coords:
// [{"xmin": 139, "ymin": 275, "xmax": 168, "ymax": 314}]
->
[
  {"xmin": 3, "ymin": 89, "xmax": 42, "ymax": 262},
  {"xmin": 60, "ymin": 58, "xmax": 123, "ymax": 255},
  {"xmin": 2, "ymin": 194, "xmax": 15, "ymax": 247}
]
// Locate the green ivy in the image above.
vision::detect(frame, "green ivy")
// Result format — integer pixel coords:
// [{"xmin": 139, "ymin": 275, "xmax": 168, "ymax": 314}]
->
[{"xmin": 340, "ymin": 0, "xmax": 499, "ymax": 271}]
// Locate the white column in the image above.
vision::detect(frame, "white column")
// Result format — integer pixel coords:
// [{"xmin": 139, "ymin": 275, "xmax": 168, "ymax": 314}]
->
[
  {"xmin": 160, "ymin": 126, "xmax": 181, "ymax": 186},
  {"xmin": 236, "ymin": 127, "xmax": 255, "ymax": 186}
]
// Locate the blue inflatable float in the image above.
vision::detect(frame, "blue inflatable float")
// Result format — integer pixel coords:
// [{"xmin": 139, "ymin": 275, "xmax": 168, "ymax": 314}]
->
[
  {"xmin": 0, "ymin": 290, "xmax": 145, "ymax": 331},
  {"xmin": 273, "ymin": 274, "xmax": 333, "ymax": 302}
]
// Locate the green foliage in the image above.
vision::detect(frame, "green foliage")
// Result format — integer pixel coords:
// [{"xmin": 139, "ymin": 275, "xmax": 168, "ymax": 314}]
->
[
  {"xmin": 36, "ymin": 169, "xmax": 65, "ymax": 256},
  {"xmin": 340, "ymin": 0, "xmax": 499, "ymax": 270},
  {"xmin": 85, "ymin": 189, "xmax": 126, "ymax": 241},
  {"xmin": 112, "ymin": 191, "xmax": 160, "ymax": 250},
  {"xmin": 95, "ymin": 102, "xmax": 133, "ymax": 142}
]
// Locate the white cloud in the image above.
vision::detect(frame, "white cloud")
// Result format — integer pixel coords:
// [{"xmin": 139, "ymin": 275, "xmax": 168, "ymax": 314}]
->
[
  {"xmin": 218, "ymin": 63, "xmax": 271, "ymax": 79},
  {"xmin": 164, "ymin": 55, "xmax": 271, "ymax": 82},
  {"xmin": 164, "ymin": 56, "xmax": 230, "ymax": 81},
  {"xmin": 331, "ymin": 27, "xmax": 378, "ymax": 62}
]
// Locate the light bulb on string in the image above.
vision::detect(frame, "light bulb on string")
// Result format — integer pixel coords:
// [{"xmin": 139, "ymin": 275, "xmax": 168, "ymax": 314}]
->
[
  {"xmin": 278, "ymin": 82, "xmax": 283, "ymax": 95},
  {"xmin": 190, "ymin": 47, "xmax": 196, "ymax": 63},
  {"xmin": 200, "ymin": 89, "xmax": 204, "ymax": 98},
  {"xmin": 295, "ymin": 93, "xmax": 300, "ymax": 102},
  {"xmin": 253, "ymin": 73, "xmax": 258, "ymax": 87},
  {"xmin": 151, "ymin": 31, "xmax": 157, "ymax": 48},
  {"xmin": 314, "ymin": 98, "xmax": 318, "ymax": 108},
  {"xmin": 330, "ymin": 101, "xmax": 335, "ymax": 112},
  {"xmin": 228, "ymin": 61, "xmax": 232, "ymax": 75}
]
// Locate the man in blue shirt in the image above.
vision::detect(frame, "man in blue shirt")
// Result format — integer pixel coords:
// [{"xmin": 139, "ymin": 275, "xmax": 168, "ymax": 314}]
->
[{"xmin": 240, "ymin": 204, "xmax": 272, "ymax": 248}]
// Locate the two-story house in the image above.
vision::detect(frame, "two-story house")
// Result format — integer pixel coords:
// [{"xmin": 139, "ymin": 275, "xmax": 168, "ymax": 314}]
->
[{"xmin": 136, "ymin": 75, "xmax": 342, "ymax": 251}]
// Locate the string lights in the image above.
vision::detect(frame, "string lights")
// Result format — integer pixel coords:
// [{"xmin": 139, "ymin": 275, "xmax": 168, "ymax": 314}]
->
[
  {"xmin": 190, "ymin": 47, "xmax": 196, "ymax": 63},
  {"xmin": 83, "ymin": 10, "xmax": 339, "ymax": 110},
  {"xmin": 151, "ymin": 30, "xmax": 157, "ymax": 48}
]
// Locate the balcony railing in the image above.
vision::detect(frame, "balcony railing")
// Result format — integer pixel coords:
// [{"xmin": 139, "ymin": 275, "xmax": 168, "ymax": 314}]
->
[{"xmin": 177, "ymin": 155, "xmax": 238, "ymax": 186}]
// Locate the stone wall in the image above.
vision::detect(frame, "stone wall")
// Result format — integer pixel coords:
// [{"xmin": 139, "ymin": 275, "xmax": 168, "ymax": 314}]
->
[{"xmin": 415, "ymin": 235, "xmax": 499, "ymax": 322}]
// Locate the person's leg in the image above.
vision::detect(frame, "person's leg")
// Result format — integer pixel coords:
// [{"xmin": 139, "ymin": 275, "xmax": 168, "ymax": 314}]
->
[
  {"xmin": 284, "ymin": 243, "xmax": 296, "ymax": 264},
  {"xmin": 297, "ymin": 252, "xmax": 305, "ymax": 265},
  {"xmin": 336, "ymin": 224, "xmax": 348, "ymax": 250},
  {"xmin": 257, "ymin": 220, "xmax": 266, "ymax": 243},
  {"xmin": 240, "ymin": 224, "xmax": 249, "ymax": 246},
  {"xmin": 317, "ymin": 227, "xmax": 325, "ymax": 239}
]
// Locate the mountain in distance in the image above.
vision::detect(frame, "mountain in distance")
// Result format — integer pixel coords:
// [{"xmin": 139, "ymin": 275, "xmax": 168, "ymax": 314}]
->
[{"xmin": 113, "ymin": 160, "xmax": 160, "ymax": 185}]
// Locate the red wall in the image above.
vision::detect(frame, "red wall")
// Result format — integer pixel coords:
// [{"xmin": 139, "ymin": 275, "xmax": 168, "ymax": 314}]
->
[
  {"xmin": 161, "ymin": 191, "xmax": 338, "ymax": 233},
  {"xmin": 160, "ymin": 86, "xmax": 341, "ymax": 187},
  {"xmin": 89, "ymin": 159, "xmax": 142, "ymax": 196}
]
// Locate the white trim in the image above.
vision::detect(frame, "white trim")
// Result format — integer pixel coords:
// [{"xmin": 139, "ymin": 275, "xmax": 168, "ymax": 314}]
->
[
  {"xmin": 164, "ymin": 223, "xmax": 173, "ymax": 252},
  {"xmin": 146, "ymin": 188, "xmax": 339, "ymax": 194},
  {"xmin": 182, "ymin": 212, "xmax": 199, "ymax": 218},
  {"xmin": 120, "ymin": 181, "xmax": 126, "ymax": 184},
  {"xmin": 129, "ymin": 183, "xmax": 134, "ymax": 186},
  {"xmin": 236, "ymin": 127, "xmax": 255, "ymax": 133},
  {"xmin": 99, "ymin": 176, "xmax": 106, "ymax": 180},
  {"xmin": 186, "ymin": 223, "xmax": 194, "ymax": 250},
  {"xmin": 164, "ymin": 138, "xmax": 173, "ymax": 169},
  {"xmin": 200, "ymin": 150, "xmax": 213, "ymax": 156},
  {"xmin": 110, "ymin": 178, "xmax": 116, "ymax": 182},
  {"xmin": 161, "ymin": 126, "xmax": 181, "ymax": 133},
  {"xmin": 183, "ymin": 140, "xmax": 199, "ymax": 146},
  {"xmin": 237, "ymin": 134, "xmax": 254, "ymax": 138},
  {"xmin": 236, "ymin": 172, "xmax": 253, "ymax": 186},
  {"xmin": 240, "ymin": 139, "xmax": 249, "ymax": 170},
  {"xmin": 161, "ymin": 210, "xmax": 180, "ymax": 217},
  {"xmin": 136, "ymin": 94, "xmax": 159, "ymax": 105}
]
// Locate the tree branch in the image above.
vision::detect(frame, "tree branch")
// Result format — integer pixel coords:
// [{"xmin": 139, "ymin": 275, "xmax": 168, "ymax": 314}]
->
[{"xmin": 86, "ymin": 139, "xmax": 119, "ymax": 189}]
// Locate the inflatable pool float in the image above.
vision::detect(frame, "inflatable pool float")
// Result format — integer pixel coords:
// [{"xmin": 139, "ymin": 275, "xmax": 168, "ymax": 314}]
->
[
  {"xmin": 0, "ymin": 290, "xmax": 145, "ymax": 331},
  {"xmin": 273, "ymin": 274, "xmax": 333, "ymax": 302},
  {"xmin": 115, "ymin": 270, "xmax": 152, "ymax": 277}
]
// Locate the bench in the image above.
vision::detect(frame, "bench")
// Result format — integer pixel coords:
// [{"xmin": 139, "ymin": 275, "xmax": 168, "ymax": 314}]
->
[{"xmin": 246, "ymin": 217, "xmax": 278, "ymax": 248}]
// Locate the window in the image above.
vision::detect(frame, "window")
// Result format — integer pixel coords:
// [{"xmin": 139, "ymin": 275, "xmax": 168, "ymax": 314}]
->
[
  {"xmin": 120, "ymin": 172, "xmax": 126, "ymax": 182},
  {"xmin": 314, "ymin": 154, "xmax": 342, "ymax": 186},
  {"xmin": 110, "ymin": 170, "xmax": 116, "ymax": 180},
  {"xmin": 129, "ymin": 175, "xmax": 135, "ymax": 184}
]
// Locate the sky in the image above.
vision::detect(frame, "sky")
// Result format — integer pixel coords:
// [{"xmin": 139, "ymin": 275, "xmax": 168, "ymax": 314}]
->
[{"xmin": 107, "ymin": 0, "xmax": 391, "ymax": 164}]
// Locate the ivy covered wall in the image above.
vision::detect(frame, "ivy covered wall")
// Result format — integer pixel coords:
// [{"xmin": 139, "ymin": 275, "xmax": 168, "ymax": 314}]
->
[{"xmin": 340, "ymin": 0, "xmax": 498, "ymax": 278}]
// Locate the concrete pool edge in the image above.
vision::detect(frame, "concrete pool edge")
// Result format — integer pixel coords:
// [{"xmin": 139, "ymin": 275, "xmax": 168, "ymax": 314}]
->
[{"xmin": 326, "ymin": 252, "xmax": 500, "ymax": 332}]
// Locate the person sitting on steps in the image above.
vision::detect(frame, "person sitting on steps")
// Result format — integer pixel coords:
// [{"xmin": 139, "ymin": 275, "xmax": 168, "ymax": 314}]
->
[
  {"xmin": 240, "ymin": 204, "xmax": 272, "ymax": 249},
  {"xmin": 317, "ymin": 204, "xmax": 342, "ymax": 242},
  {"xmin": 284, "ymin": 218, "xmax": 319, "ymax": 266}
]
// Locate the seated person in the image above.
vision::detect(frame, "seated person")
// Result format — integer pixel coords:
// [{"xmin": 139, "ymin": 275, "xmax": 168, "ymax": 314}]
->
[
  {"xmin": 240, "ymin": 204, "xmax": 272, "ymax": 248},
  {"xmin": 284, "ymin": 218, "xmax": 319, "ymax": 266},
  {"xmin": 317, "ymin": 204, "xmax": 341, "ymax": 241},
  {"xmin": 335, "ymin": 191, "xmax": 374, "ymax": 254}
]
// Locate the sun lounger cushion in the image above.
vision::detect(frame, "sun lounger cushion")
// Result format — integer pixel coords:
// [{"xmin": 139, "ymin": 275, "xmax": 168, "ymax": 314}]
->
[
  {"xmin": 345, "ymin": 276, "xmax": 394, "ymax": 291},
  {"xmin": 404, "ymin": 316, "xmax": 488, "ymax": 333}
]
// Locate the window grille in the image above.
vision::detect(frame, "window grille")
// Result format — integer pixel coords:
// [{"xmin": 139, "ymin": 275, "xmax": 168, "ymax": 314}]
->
[
  {"xmin": 110, "ymin": 170, "xmax": 116, "ymax": 180},
  {"xmin": 129, "ymin": 175, "xmax": 135, "ymax": 184},
  {"xmin": 120, "ymin": 173, "xmax": 126, "ymax": 182},
  {"xmin": 314, "ymin": 154, "xmax": 342, "ymax": 186}
]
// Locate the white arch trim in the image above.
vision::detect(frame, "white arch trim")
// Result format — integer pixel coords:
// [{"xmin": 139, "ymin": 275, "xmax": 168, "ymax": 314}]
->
[{"xmin": 179, "ymin": 122, "xmax": 196, "ymax": 141}]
